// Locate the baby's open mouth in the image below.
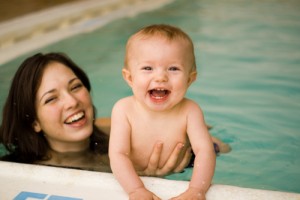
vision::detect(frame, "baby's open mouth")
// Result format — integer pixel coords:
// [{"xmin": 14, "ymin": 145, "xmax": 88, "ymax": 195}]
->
[
  {"xmin": 149, "ymin": 88, "xmax": 170, "ymax": 99},
  {"xmin": 65, "ymin": 112, "xmax": 85, "ymax": 124}
]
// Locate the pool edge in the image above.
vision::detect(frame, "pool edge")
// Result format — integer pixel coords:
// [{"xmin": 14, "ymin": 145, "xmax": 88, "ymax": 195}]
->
[{"xmin": 0, "ymin": 161, "xmax": 299, "ymax": 200}]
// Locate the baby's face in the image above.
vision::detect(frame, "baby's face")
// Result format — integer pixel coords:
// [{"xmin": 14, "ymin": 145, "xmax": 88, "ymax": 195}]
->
[{"xmin": 124, "ymin": 36, "xmax": 196, "ymax": 111}]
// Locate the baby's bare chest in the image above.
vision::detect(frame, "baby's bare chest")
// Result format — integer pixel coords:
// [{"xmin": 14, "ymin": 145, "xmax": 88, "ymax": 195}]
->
[{"xmin": 129, "ymin": 118, "xmax": 188, "ymax": 169}]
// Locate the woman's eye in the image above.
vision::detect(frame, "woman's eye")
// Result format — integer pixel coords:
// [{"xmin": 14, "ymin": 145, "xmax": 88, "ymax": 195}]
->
[
  {"xmin": 44, "ymin": 97, "xmax": 56, "ymax": 104},
  {"xmin": 142, "ymin": 66, "xmax": 152, "ymax": 71},
  {"xmin": 71, "ymin": 83, "xmax": 83, "ymax": 91}
]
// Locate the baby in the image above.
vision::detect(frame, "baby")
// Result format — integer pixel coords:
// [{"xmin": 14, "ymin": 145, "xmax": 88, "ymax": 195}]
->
[{"xmin": 109, "ymin": 24, "xmax": 216, "ymax": 200}]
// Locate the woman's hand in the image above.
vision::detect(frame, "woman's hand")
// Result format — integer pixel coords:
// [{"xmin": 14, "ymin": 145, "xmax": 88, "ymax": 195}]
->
[
  {"xmin": 137, "ymin": 142, "xmax": 192, "ymax": 177},
  {"xmin": 95, "ymin": 118, "xmax": 192, "ymax": 176}
]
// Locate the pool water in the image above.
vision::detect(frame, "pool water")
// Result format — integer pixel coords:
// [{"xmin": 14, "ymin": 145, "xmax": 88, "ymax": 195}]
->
[{"xmin": 1, "ymin": 0, "xmax": 300, "ymax": 193}]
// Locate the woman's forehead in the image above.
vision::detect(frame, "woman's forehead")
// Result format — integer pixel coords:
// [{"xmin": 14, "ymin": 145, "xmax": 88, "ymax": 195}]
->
[{"xmin": 37, "ymin": 63, "xmax": 77, "ymax": 92}]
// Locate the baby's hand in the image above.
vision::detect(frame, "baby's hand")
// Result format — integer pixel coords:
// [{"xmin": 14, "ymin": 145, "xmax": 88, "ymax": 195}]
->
[
  {"xmin": 129, "ymin": 187, "xmax": 161, "ymax": 200},
  {"xmin": 170, "ymin": 187, "xmax": 205, "ymax": 200}
]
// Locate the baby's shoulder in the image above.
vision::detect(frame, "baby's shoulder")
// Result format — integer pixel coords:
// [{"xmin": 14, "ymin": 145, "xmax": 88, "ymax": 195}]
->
[
  {"xmin": 180, "ymin": 99, "xmax": 203, "ymax": 116},
  {"xmin": 113, "ymin": 96, "xmax": 134, "ymax": 110},
  {"xmin": 182, "ymin": 98, "xmax": 201, "ymax": 109}
]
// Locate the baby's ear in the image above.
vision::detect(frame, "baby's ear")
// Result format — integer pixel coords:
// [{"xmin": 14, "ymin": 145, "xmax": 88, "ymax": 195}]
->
[
  {"xmin": 122, "ymin": 68, "xmax": 133, "ymax": 87},
  {"xmin": 188, "ymin": 71, "xmax": 197, "ymax": 86},
  {"xmin": 32, "ymin": 120, "xmax": 42, "ymax": 133}
]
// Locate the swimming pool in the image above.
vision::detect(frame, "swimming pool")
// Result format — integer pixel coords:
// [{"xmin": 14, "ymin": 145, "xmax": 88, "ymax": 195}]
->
[{"xmin": 1, "ymin": 0, "xmax": 300, "ymax": 194}]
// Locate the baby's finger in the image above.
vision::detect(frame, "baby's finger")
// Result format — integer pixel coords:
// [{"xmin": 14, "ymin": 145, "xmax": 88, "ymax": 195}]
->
[{"xmin": 153, "ymin": 194, "xmax": 161, "ymax": 200}]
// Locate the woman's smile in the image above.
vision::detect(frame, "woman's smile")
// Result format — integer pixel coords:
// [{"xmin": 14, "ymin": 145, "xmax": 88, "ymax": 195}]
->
[{"xmin": 64, "ymin": 111, "xmax": 86, "ymax": 126}]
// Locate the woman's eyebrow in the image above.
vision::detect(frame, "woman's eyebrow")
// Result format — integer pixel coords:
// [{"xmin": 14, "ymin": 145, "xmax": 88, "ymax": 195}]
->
[
  {"xmin": 39, "ymin": 89, "xmax": 56, "ymax": 103},
  {"xmin": 69, "ymin": 77, "xmax": 79, "ymax": 84}
]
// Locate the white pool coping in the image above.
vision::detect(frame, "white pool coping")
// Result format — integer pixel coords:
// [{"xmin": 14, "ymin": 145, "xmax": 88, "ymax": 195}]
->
[
  {"xmin": 0, "ymin": 0, "xmax": 174, "ymax": 65},
  {"xmin": 0, "ymin": 161, "xmax": 299, "ymax": 200}
]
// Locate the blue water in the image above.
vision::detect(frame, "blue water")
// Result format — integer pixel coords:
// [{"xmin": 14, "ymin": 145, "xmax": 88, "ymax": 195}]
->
[{"xmin": 1, "ymin": 0, "xmax": 300, "ymax": 193}]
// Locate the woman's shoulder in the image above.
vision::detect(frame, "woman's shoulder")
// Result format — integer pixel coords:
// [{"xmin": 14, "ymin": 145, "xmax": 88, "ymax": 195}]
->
[{"xmin": 1, "ymin": 152, "xmax": 25, "ymax": 163}]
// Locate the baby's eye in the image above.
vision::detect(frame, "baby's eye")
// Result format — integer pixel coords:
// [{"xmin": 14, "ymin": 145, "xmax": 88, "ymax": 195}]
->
[
  {"xmin": 142, "ymin": 66, "xmax": 152, "ymax": 71},
  {"xmin": 169, "ymin": 66, "xmax": 180, "ymax": 71}
]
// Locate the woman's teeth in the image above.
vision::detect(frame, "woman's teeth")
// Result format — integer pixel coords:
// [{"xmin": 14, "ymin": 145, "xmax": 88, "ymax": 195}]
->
[{"xmin": 65, "ymin": 112, "xmax": 84, "ymax": 124}]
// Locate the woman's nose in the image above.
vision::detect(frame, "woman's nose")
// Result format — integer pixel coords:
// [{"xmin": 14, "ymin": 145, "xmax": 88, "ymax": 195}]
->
[{"xmin": 64, "ymin": 92, "xmax": 78, "ymax": 109}]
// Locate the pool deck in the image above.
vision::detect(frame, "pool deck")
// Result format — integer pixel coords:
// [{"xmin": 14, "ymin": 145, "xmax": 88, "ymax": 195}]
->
[
  {"xmin": 0, "ymin": 0, "xmax": 300, "ymax": 199},
  {"xmin": 0, "ymin": 0, "xmax": 174, "ymax": 65},
  {"xmin": 0, "ymin": 0, "xmax": 82, "ymax": 23}
]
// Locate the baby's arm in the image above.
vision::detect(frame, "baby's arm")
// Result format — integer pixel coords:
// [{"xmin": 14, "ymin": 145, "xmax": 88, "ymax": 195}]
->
[
  {"xmin": 172, "ymin": 102, "xmax": 216, "ymax": 200},
  {"xmin": 109, "ymin": 100, "xmax": 158, "ymax": 199}
]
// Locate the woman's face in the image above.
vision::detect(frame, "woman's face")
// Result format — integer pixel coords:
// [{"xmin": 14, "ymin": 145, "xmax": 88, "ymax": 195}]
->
[{"xmin": 33, "ymin": 62, "xmax": 94, "ymax": 152}]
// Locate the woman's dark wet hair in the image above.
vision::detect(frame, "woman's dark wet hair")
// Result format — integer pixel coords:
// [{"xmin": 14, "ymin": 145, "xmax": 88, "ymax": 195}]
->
[{"xmin": 0, "ymin": 52, "xmax": 108, "ymax": 163}]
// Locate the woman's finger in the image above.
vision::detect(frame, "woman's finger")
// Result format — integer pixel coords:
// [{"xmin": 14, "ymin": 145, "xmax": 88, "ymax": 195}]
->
[
  {"xmin": 155, "ymin": 143, "xmax": 184, "ymax": 176},
  {"xmin": 147, "ymin": 141, "xmax": 163, "ymax": 172},
  {"xmin": 173, "ymin": 146, "xmax": 192, "ymax": 173},
  {"xmin": 137, "ymin": 141, "xmax": 163, "ymax": 176}
]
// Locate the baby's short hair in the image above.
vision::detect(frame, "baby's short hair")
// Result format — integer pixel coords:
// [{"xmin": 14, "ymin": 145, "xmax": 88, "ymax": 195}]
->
[
  {"xmin": 125, "ymin": 24, "xmax": 196, "ymax": 70},
  {"xmin": 135, "ymin": 24, "xmax": 192, "ymax": 41}
]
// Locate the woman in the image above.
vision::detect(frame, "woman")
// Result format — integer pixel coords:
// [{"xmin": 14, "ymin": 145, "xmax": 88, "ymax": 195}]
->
[{"xmin": 0, "ymin": 52, "xmax": 192, "ymax": 175}]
